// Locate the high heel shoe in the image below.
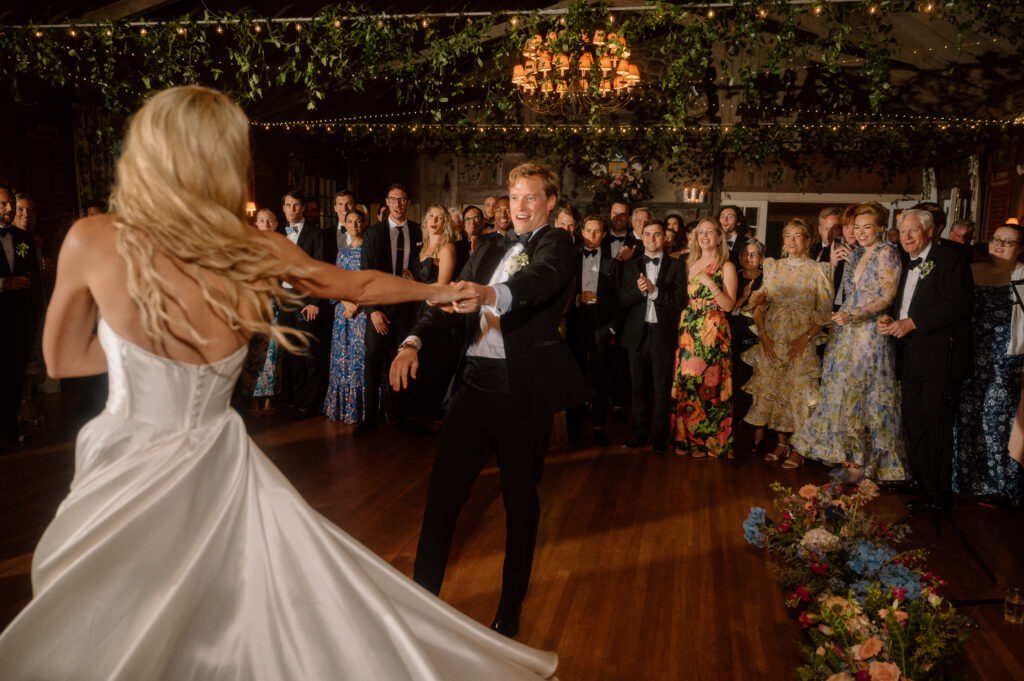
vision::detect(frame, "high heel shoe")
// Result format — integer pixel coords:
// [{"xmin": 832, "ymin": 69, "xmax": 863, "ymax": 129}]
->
[
  {"xmin": 781, "ymin": 447, "xmax": 803, "ymax": 469},
  {"xmin": 764, "ymin": 443, "xmax": 786, "ymax": 462}
]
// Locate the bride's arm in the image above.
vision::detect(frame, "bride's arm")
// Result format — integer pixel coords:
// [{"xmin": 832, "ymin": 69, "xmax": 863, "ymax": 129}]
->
[
  {"xmin": 266, "ymin": 232, "xmax": 456, "ymax": 306},
  {"xmin": 43, "ymin": 222, "xmax": 107, "ymax": 378}
]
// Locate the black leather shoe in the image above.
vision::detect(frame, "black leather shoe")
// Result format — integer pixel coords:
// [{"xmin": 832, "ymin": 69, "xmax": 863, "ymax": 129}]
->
[
  {"xmin": 621, "ymin": 438, "xmax": 646, "ymax": 449},
  {"xmin": 652, "ymin": 439, "xmax": 668, "ymax": 452},
  {"xmin": 490, "ymin": 607, "xmax": 520, "ymax": 638},
  {"xmin": 593, "ymin": 428, "xmax": 609, "ymax": 447},
  {"xmin": 353, "ymin": 421, "xmax": 377, "ymax": 437}
]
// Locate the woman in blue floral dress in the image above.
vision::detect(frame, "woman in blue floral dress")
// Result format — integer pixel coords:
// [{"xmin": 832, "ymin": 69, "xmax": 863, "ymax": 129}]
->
[
  {"xmin": 240, "ymin": 209, "xmax": 282, "ymax": 415},
  {"xmin": 791, "ymin": 202, "xmax": 908, "ymax": 482},
  {"xmin": 324, "ymin": 210, "xmax": 378, "ymax": 423},
  {"xmin": 953, "ymin": 223, "xmax": 1024, "ymax": 506},
  {"xmin": 671, "ymin": 217, "xmax": 738, "ymax": 458}
]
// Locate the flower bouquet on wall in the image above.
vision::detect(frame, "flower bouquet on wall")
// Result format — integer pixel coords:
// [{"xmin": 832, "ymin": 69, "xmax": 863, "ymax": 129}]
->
[
  {"xmin": 588, "ymin": 161, "xmax": 651, "ymax": 205},
  {"xmin": 743, "ymin": 481, "xmax": 970, "ymax": 681}
]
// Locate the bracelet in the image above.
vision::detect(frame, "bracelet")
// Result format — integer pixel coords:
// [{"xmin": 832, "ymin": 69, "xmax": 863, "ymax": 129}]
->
[{"xmin": 398, "ymin": 341, "xmax": 418, "ymax": 352}]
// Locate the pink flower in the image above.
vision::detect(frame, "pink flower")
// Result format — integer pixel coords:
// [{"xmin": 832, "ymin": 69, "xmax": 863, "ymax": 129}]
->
[
  {"xmin": 798, "ymin": 484, "xmax": 818, "ymax": 498},
  {"xmin": 892, "ymin": 588, "xmax": 906, "ymax": 603},
  {"xmin": 782, "ymin": 511, "xmax": 794, "ymax": 521},
  {"xmin": 868, "ymin": 661, "xmax": 901, "ymax": 681},
  {"xmin": 703, "ymin": 363, "xmax": 722, "ymax": 387},
  {"xmin": 816, "ymin": 646, "xmax": 827, "ymax": 656},
  {"xmin": 716, "ymin": 417, "xmax": 732, "ymax": 445},
  {"xmin": 677, "ymin": 355, "xmax": 707, "ymax": 377},
  {"xmin": 795, "ymin": 586, "xmax": 813, "ymax": 601},
  {"xmin": 776, "ymin": 521, "xmax": 793, "ymax": 533},
  {"xmin": 810, "ymin": 561, "xmax": 830, "ymax": 575},
  {"xmin": 798, "ymin": 611, "xmax": 816, "ymax": 628},
  {"xmin": 852, "ymin": 635, "xmax": 883, "ymax": 660}
]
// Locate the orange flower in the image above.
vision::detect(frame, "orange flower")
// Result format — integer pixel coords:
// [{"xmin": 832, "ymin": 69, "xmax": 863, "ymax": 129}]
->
[
  {"xmin": 867, "ymin": 661, "xmax": 901, "ymax": 681},
  {"xmin": 679, "ymin": 399, "xmax": 707, "ymax": 429},
  {"xmin": 852, "ymin": 635, "xmax": 883, "ymax": 660},
  {"xmin": 678, "ymin": 330, "xmax": 695, "ymax": 354}
]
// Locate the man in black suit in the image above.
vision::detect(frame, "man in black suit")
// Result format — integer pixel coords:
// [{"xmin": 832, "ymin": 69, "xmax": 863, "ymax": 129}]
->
[
  {"xmin": 879, "ymin": 208, "xmax": 973, "ymax": 508},
  {"xmin": 603, "ymin": 201, "xmax": 639, "ymax": 420},
  {"xmin": 619, "ymin": 221, "xmax": 685, "ymax": 452},
  {"xmin": 357, "ymin": 183, "xmax": 422, "ymax": 435},
  {"xmin": 277, "ymin": 189, "xmax": 326, "ymax": 413},
  {"xmin": 0, "ymin": 184, "xmax": 41, "ymax": 443},
  {"xmin": 811, "ymin": 206, "xmax": 843, "ymax": 262},
  {"xmin": 720, "ymin": 205, "xmax": 748, "ymax": 266},
  {"xmin": 390, "ymin": 161, "xmax": 592, "ymax": 638},
  {"xmin": 604, "ymin": 201, "xmax": 638, "ymax": 261},
  {"xmin": 326, "ymin": 189, "xmax": 356, "ymax": 267},
  {"xmin": 566, "ymin": 214, "xmax": 622, "ymax": 446}
]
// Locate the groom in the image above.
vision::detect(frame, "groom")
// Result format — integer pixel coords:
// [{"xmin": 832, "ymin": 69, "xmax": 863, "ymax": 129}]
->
[{"xmin": 390, "ymin": 161, "xmax": 592, "ymax": 637}]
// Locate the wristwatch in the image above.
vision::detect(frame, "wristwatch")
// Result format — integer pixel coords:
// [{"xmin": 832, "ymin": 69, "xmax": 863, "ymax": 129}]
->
[{"xmin": 398, "ymin": 340, "xmax": 419, "ymax": 352}]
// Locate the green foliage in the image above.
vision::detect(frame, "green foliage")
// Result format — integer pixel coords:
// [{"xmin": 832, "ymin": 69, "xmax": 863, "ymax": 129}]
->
[{"xmin": 0, "ymin": 1, "xmax": 1019, "ymax": 173}]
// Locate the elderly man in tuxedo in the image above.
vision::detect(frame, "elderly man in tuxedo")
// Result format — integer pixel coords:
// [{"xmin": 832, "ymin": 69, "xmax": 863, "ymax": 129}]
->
[
  {"xmin": 390, "ymin": 161, "xmax": 592, "ymax": 638},
  {"xmin": 356, "ymin": 183, "xmax": 422, "ymax": 435},
  {"xmin": 878, "ymin": 208, "xmax": 973, "ymax": 509},
  {"xmin": 0, "ymin": 184, "xmax": 41, "ymax": 443}
]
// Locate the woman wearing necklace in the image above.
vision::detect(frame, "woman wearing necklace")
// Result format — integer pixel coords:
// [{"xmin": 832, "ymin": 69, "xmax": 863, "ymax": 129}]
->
[
  {"xmin": 671, "ymin": 217, "xmax": 738, "ymax": 458},
  {"xmin": 742, "ymin": 220, "xmax": 833, "ymax": 467},
  {"xmin": 792, "ymin": 202, "xmax": 908, "ymax": 482}
]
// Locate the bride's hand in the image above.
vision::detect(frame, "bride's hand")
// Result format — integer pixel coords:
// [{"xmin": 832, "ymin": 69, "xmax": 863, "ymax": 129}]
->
[{"xmin": 426, "ymin": 282, "xmax": 460, "ymax": 312}]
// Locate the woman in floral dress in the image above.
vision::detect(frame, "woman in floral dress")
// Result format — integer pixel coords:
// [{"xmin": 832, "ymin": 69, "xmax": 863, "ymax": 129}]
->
[
  {"xmin": 240, "ymin": 208, "xmax": 282, "ymax": 415},
  {"xmin": 671, "ymin": 217, "xmax": 738, "ymax": 458},
  {"xmin": 742, "ymin": 219, "xmax": 834, "ymax": 468},
  {"xmin": 323, "ymin": 210, "xmax": 377, "ymax": 423},
  {"xmin": 953, "ymin": 222, "xmax": 1024, "ymax": 507},
  {"xmin": 791, "ymin": 202, "xmax": 908, "ymax": 482}
]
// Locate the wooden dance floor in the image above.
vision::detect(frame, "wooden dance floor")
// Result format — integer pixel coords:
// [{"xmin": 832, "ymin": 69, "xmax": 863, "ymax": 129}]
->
[{"xmin": 2, "ymin": 396, "xmax": 1023, "ymax": 680}]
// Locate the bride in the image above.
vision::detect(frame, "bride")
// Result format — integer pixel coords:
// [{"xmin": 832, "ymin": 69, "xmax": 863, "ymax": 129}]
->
[{"xmin": 0, "ymin": 86, "xmax": 557, "ymax": 680}]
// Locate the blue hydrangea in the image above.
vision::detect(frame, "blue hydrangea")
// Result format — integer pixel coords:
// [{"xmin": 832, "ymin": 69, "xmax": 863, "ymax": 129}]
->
[
  {"xmin": 743, "ymin": 507, "xmax": 767, "ymax": 546},
  {"xmin": 878, "ymin": 563, "xmax": 923, "ymax": 600},
  {"xmin": 847, "ymin": 541, "xmax": 897, "ymax": 577}
]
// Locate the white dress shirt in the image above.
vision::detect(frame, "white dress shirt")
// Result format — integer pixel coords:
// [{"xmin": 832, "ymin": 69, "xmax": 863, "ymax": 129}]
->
[
  {"xmin": 642, "ymin": 253, "xmax": 663, "ymax": 323},
  {"xmin": 608, "ymin": 231, "xmax": 628, "ymax": 259},
  {"xmin": 388, "ymin": 217, "xmax": 411, "ymax": 274},
  {"xmin": 282, "ymin": 221, "xmax": 304, "ymax": 289},
  {"xmin": 898, "ymin": 242, "xmax": 932, "ymax": 321},
  {"xmin": 580, "ymin": 248, "xmax": 601, "ymax": 302},
  {"xmin": 336, "ymin": 223, "xmax": 350, "ymax": 253}
]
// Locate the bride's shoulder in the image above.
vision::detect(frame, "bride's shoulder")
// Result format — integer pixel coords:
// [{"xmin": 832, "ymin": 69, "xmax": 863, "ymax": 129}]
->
[{"xmin": 62, "ymin": 214, "xmax": 117, "ymax": 259}]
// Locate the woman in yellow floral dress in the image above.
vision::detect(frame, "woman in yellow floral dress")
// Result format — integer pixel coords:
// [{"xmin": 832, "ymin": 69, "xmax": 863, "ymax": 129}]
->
[
  {"xmin": 742, "ymin": 219, "xmax": 834, "ymax": 468},
  {"xmin": 671, "ymin": 217, "xmax": 738, "ymax": 458}
]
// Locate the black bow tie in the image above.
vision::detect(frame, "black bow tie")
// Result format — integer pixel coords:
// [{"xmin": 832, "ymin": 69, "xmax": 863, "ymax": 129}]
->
[
  {"xmin": 583, "ymin": 248, "xmax": 597, "ymax": 258},
  {"xmin": 644, "ymin": 255, "xmax": 660, "ymax": 265},
  {"xmin": 609, "ymin": 234, "xmax": 625, "ymax": 242},
  {"xmin": 909, "ymin": 257, "xmax": 923, "ymax": 269},
  {"xmin": 504, "ymin": 231, "xmax": 530, "ymax": 249},
  {"xmin": 0, "ymin": 225, "xmax": 10, "ymax": 238}
]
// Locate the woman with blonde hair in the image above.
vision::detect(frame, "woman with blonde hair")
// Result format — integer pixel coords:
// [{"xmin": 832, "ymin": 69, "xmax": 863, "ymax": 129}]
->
[
  {"xmin": 416, "ymin": 204, "xmax": 457, "ymax": 286},
  {"xmin": 742, "ymin": 219, "xmax": 834, "ymax": 467},
  {"xmin": 792, "ymin": 201, "xmax": 908, "ymax": 482},
  {"xmin": 671, "ymin": 216, "xmax": 738, "ymax": 458},
  {"xmin": 0, "ymin": 86, "xmax": 558, "ymax": 681}
]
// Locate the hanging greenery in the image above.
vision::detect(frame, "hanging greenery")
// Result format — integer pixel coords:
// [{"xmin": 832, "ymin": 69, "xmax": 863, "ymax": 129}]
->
[{"xmin": 1, "ymin": 1, "xmax": 1021, "ymax": 176}]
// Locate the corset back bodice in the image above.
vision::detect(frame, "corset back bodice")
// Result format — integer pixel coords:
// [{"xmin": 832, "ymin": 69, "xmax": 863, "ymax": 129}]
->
[{"xmin": 98, "ymin": 319, "xmax": 248, "ymax": 430}]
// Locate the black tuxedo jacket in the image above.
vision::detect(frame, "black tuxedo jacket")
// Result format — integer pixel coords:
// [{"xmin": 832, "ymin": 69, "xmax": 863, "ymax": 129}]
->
[
  {"xmin": 602, "ymin": 230, "xmax": 639, "ymax": 259},
  {"xmin": 891, "ymin": 242, "xmax": 973, "ymax": 378},
  {"xmin": 276, "ymin": 222, "xmax": 325, "ymax": 309},
  {"xmin": 0, "ymin": 228, "xmax": 42, "ymax": 348},
  {"xmin": 361, "ymin": 219, "xmax": 422, "ymax": 320},
  {"xmin": 567, "ymin": 246, "xmax": 622, "ymax": 331},
  {"xmin": 410, "ymin": 225, "xmax": 592, "ymax": 418},
  {"xmin": 618, "ymin": 254, "xmax": 685, "ymax": 351}
]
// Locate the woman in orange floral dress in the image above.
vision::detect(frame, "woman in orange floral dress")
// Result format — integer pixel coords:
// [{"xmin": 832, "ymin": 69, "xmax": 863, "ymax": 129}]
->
[{"xmin": 671, "ymin": 217, "xmax": 739, "ymax": 457}]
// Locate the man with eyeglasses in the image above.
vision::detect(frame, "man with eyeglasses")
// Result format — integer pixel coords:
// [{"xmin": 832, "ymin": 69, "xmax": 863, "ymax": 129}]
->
[
  {"xmin": 357, "ymin": 183, "xmax": 422, "ymax": 435},
  {"xmin": 878, "ymin": 208, "xmax": 973, "ymax": 509}
]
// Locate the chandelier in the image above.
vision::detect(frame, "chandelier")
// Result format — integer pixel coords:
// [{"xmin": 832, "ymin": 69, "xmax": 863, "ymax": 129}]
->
[{"xmin": 511, "ymin": 30, "xmax": 641, "ymax": 119}]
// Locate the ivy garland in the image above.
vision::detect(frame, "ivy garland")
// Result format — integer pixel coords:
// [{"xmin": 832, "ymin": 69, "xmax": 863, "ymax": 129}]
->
[{"xmin": 1, "ymin": 1, "xmax": 1021, "ymax": 179}]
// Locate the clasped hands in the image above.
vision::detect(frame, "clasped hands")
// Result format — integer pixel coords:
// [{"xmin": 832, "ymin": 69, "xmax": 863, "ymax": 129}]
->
[
  {"xmin": 426, "ymin": 280, "xmax": 496, "ymax": 314},
  {"xmin": 877, "ymin": 314, "xmax": 916, "ymax": 338}
]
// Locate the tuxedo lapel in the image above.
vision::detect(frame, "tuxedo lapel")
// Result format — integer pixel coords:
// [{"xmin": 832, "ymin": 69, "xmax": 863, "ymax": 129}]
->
[{"xmin": 906, "ymin": 250, "xmax": 938, "ymax": 314}]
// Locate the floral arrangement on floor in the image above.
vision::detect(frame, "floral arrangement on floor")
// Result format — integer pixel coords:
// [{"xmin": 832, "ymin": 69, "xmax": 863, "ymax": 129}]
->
[
  {"xmin": 743, "ymin": 481, "xmax": 970, "ymax": 681},
  {"xmin": 588, "ymin": 161, "xmax": 652, "ymax": 205}
]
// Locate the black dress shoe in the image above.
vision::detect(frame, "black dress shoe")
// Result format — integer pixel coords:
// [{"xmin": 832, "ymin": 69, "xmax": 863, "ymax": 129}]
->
[
  {"xmin": 652, "ymin": 439, "xmax": 668, "ymax": 452},
  {"xmin": 621, "ymin": 437, "xmax": 647, "ymax": 449},
  {"xmin": 490, "ymin": 607, "xmax": 520, "ymax": 638},
  {"xmin": 593, "ymin": 428, "xmax": 609, "ymax": 447},
  {"xmin": 353, "ymin": 421, "xmax": 377, "ymax": 437}
]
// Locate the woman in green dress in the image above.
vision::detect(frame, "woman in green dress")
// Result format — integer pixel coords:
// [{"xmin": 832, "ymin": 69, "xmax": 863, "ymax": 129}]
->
[{"xmin": 671, "ymin": 217, "xmax": 739, "ymax": 458}]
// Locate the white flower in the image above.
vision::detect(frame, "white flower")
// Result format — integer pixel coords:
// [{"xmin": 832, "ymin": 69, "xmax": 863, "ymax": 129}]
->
[
  {"xmin": 917, "ymin": 260, "xmax": 935, "ymax": 278},
  {"xmin": 799, "ymin": 527, "xmax": 842, "ymax": 553},
  {"xmin": 505, "ymin": 249, "xmax": 530, "ymax": 276}
]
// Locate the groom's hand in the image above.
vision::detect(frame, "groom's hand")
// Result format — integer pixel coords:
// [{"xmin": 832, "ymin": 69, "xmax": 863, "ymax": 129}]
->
[
  {"xmin": 389, "ymin": 347, "xmax": 419, "ymax": 391},
  {"xmin": 449, "ymin": 281, "xmax": 496, "ymax": 314}
]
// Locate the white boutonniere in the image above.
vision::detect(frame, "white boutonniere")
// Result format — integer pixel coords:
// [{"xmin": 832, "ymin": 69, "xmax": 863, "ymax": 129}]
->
[
  {"xmin": 15, "ymin": 242, "xmax": 29, "ymax": 259},
  {"xmin": 505, "ymin": 245, "xmax": 530, "ymax": 276},
  {"xmin": 916, "ymin": 260, "xmax": 935, "ymax": 278}
]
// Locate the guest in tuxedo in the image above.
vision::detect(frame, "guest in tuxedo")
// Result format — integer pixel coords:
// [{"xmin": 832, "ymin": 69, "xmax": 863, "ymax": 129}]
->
[
  {"xmin": 605, "ymin": 201, "xmax": 638, "ymax": 261},
  {"xmin": 356, "ymin": 183, "xmax": 422, "ymax": 435},
  {"xmin": 328, "ymin": 189, "xmax": 356, "ymax": 266},
  {"xmin": 305, "ymin": 198, "xmax": 321, "ymax": 229},
  {"xmin": 278, "ymin": 189, "xmax": 326, "ymax": 413},
  {"xmin": 810, "ymin": 206, "xmax": 842, "ymax": 261},
  {"xmin": 566, "ymin": 215, "xmax": 621, "ymax": 446},
  {"xmin": 604, "ymin": 201, "xmax": 638, "ymax": 420},
  {"xmin": 390, "ymin": 161, "xmax": 592, "ymax": 638},
  {"xmin": 492, "ymin": 196, "xmax": 512, "ymax": 238},
  {"xmin": 719, "ymin": 205, "xmax": 750, "ymax": 265},
  {"xmin": 620, "ymin": 221, "xmax": 685, "ymax": 452},
  {"xmin": 828, "ymin": 204, "xmax": 859, "ymax": 312},
  {"xmin": 630, "ymin": 206, "xmax": 652, "ymax": 243},
  {"xmin": 912, "ymin": 201, "xmax": 972, "ymax": 263},
  {"xmin": 455, "ymin": 205, "xmax": 485, "ymax": 274},
  {"xmin": 553, "ymin": 201, "xmax": 580, "ymax": 238},
  {"xmin": 879, "ymin": 208, "xmax": 973, "ymax": 507},
  {"xmin": 0, "ymin": 184, "xmax": 42, "ymax": 443},
  {"xmin": 13, "ymin": 192, "xmax": 50, "ymax": 427},
  {"xmin": 482, "ymin": 195, "xmax": 497, "ymax": 232}
]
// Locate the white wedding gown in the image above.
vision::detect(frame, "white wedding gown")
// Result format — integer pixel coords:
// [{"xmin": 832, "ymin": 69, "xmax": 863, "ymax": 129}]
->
[{"xmin": 0, "ymin": 319, "xmax": 558, "ymax": 680}]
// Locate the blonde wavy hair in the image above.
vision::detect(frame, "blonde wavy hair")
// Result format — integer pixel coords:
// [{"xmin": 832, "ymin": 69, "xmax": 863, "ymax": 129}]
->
[
  {"xmin": 781, "ymin": 218, "xmax": 813, "ymax": 258},
  {"xmin": 686, "ymin": 217, "xmax": 730, "ymax": 272},
  {"xmin": 420, "ymin": 204, "xmax": 456, "ymax": 259},
  {"xmin": 109, "ymin": 85, "xmax": 311, "ymax": 353}
]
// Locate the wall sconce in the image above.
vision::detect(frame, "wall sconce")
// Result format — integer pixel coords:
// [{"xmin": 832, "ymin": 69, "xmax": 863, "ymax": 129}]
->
[{"xmin": 245, "ymin": 201, "xmax": 257, "ymax": 217}]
